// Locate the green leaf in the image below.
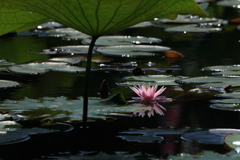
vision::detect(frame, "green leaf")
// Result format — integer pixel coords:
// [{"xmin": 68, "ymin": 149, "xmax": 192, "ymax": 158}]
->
[
  {"xmin": 225, "ymin": 134, "xmax": 240, "ymax": 153},
  {"xmin": 0, "ymin": 7, "xmax": 49, "ymax": 35},
  {"xmin": 0, "ymin": 0, "xmax": 207, "ymax": 36}
]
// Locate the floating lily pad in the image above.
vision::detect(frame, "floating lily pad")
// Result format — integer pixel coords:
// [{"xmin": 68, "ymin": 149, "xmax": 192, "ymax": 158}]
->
[
  {"xmin": 40, "ymin": 45, "xmax": 90, "ymax": 55},
  {"xmin": 118, "ymin": 75, "xmax": 182, "ymax": 86},
  {"xmin": 57, "ymin": 152, "xmax": 142, "ymax": 160},
  {"xmin": 49, "ymin": 55, "xmax": 83, "ymax": 64},
  {"xmin": 225, "ymin": 134, "xmax": 240, "ymax": 153},
  {"xmin": 166, "ymin": 150, "xmax": 240, "ymax": 160},
  {"xmin": 8, "ymin": 62, "xmax": 85, "ymax": 75},
  {"xmin": 0, "ymin": 121, "xmax": 73, "ymax": 135},
  {"xmin": 0, "ymin": 59, "xmax": 16, "ymax": 71},
  {"xmin": 95, "ymin": 45, "xmax": 170, "ymax": 57},
  {"xmin": 36, "ymin": 21, "xmax": 64, "ymax": 29},
  {"xmin": 158, "ymin": 15, "xmax": 218, "ymax": 24},
  {"xmin": 214, "ymin": 92, "xmax": 240, "ymax": 99},
  {"xmin": 0, "ymin": 93, "xmax": 147, "ymax": 121},
  {"xmin": 181, "ymin": 129, "xmax": 240, "ymax": 144},
  {"xmin": 128, "ymin": 21, "xmax": 153, "ymax": 28},
  {"xmin": 82, "ymin": 36, "xmax": 162, "ymax": 46},
  {"xmin": 203, "ymin": 65, "xmax": 240, "ymax": 71},
  {"xmin": 217, "ymin": 0, "xmax": 240, "ymax": 8},
  {"xmin": 0, "ymin": 80, "xmax": 21, "ymax": 88},
  {"xmin": 46, "ymin": 27, "xmax": 80, "ymax": 36},
  {"xmin": 0, "ymin": 131, "xmax": 29, "ymax": 145},
  {"xmin": 164, "ymin": 24, "xmax": 222, "ymax": 33},
  {"xmin": 118, "ymin": 128, "xmax": 189, "ymax": 143},
  {"xmin": 178, "ymin": 76, "xmax": 240, "ymax": 88}
]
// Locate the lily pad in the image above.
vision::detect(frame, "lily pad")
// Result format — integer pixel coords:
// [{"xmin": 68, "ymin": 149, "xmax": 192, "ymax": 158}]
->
[
  {"xmin": 95, "ymin": 45, "xmax": 170, "ymax": 57},
  {"xmin": 217, "ymin": 0, "xmax": 240, "ymax": 8},
  {"xmin": 128, "ymin": 21, "xmax": 153, "ymax": 28},
  {"xmin": 118, "ymin": 75, "xmax": 182, "ymax": 86},
  {"xmin": 0, "ymin": 80, "xmax": 21, "ymax": 88},
  {"xmin": 0, "ymin": 131, "xmax": 29, "ymax": 145},
  {"xmin": 0, "ymin": 121, "xmax": 73, "ymax": 135},
  {"xmin": 118, "ymin": 128, "xmax": 189, "ymax": 143},
  {"xmin": 166, "ymin": 150, "xmax": 240, "ymax": 160},
  {"xmin": 225, "ymin": 134, "xmax": 240, "ymax": 153},
  {"xmin": 158, "ymin": 14, "xmax": 217, "ymax": 24},
  {"xmin": 164, "ymin": 24, "xmax": 222, "ymax": 33},
  {"xmin": 203, "ymin": 65, "xmax": 240, "ymax": 71},
  {"xmin": 181, "ymin": 129, "xmax": 240, "ymax": 144},
  {"xmin": 0, "ymin": 93, "xmax": 148, "ymax": 121},
  {"xmin": 82, "ymin": 36, "xmax": 162, "ymax": 46},
  {"xmin": 49, "ymin": 55, "xmax": 83, "ymax": 64},
  {"xmin": 40, "ymin": 45, "xmax": 90, "ymax": 55},
  {"xmin": 0, "ymin": 59, "xmax": 16, "ymax": 71},
  {"xmin": 36, "ymin": 21, "xmax": 64, "ymax": 29},
  {"xmin": 8, "ymin": 62, "xmax": 85, "ymax": 75}
]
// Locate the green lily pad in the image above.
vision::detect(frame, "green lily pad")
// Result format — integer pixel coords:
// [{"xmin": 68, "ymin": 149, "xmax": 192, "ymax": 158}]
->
[
  {"xmin": 225, "ymin": 134, "xmax": 240, "ymax": 153},
  {"xmin": 158, "ymin": 14, "xmax": 217, "ymax": 24},
  {"xmin": 8, "ymin": 62, "xmax": 85, "ymax": 75},
  {"xmin": 36, "ymin": 21, "xmax": 64, "ymax": 29},
  {"xmin": 215, "ymin": 92, "xmax": 240, "ymax": 99},
  {"xmin": 211, "ymin": 99, "xmax": 240, "ymax": 104},
  {"xmin": 0, "ymin": 93, "xmax": 146, "ymax": 121},
  {"xmin": 82, "ymin": 36, "xmax": 162, "ymax": 46},
  {"xmin": 181, "ymin": 129, "xmax": 240, "ymax": 144},
  {"xmin": 166, "ymin": 150, "xmax": 240, "ymax": 160},
  {"xmin": 0, "ymin": 80, "xmax": 21, "ymax": 88},
  {"xmin": 217, "ymin": 0, "xmax": 240, "ymax": 8},
  {"xmin": 118, "ymin": 75, "xmax": 182, "ymax": 86},
  {"xmin": 210, "ymin": 103, "xmax": 240, "ymax": 111},
  {"xmin": 164, "ymin": 24, "xmax": 222, "ymax": 33},
  {"xmin": 203, "ymin": 65, "xmax": 240, "ymax": 71},
  {"xmin": 118, "ymin": 128, "xmax": 189, "ymax": 143},
  {"xmin": 46, "ymin": 27, "xmax": 80, "ymax": 36},
  {"xmin": 95, "ymin": 45, "xmax": 170, "ymax": 57}
]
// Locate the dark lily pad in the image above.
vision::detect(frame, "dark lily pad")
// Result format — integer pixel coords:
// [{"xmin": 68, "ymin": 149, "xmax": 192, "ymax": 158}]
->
[
  {"xmin": 95, "ymin": 45, "xmax": 170, "ymax": 57},
  {"xmin": 164, "ymin": 24, "xmax": 222, "ymax": 33},
  {"xmin": 203, "ymin": 65, "xmax": 240, "ymax": 71},
  {"xmin": 8, "ymin": 62, "xmax": 85, "ymax": 75},
  {"xmin": 82, "ymin": 36, "xmax": 162, "ymax": 46},
  {"xmin": 0, "ymin": 121, "xmax": 73, "ymax": 135},
  {"xmin": 0, "ymin": 80, "xmax": 21, "ymax": 88},
  {"xmin": 217, "ymin": 0, "xmax": 240, "ymax": 8},
  {"xmin": 0, "ymin": 131, "xmax": 29, "ymax": 145},
  {"xmin": 0, "ymin": 93, "xmax": 146, "ymax": 121},
  {"xmin": 181, "ymin": 129, "xmax": 240, "ymax": 144},
  {"xmin": 57, "ymin": 152, "xmax": 142, "ymax": 160},
  {"xmin": 167, "ymin": 150, "xmax": 240, "ymax": 160}
]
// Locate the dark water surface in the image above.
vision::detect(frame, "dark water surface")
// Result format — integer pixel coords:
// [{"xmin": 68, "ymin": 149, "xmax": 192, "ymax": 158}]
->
[{"xmin": 0, "ymin": 1, "xmax": 240, "ymax": 159}]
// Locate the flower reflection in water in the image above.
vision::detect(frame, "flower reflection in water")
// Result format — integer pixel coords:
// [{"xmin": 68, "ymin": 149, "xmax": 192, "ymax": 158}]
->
[{"xmin": 129, "ymin": 85, "xmax": 172, "ymax": 117}]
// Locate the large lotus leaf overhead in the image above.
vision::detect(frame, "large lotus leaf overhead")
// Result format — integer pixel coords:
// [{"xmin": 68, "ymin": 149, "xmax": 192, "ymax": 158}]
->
[{"xmin": 0, "ymin": 0, "xmax": 207, "ymax": 36}]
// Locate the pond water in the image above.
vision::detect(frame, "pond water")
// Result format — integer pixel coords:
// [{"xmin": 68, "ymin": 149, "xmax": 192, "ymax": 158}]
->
[{"xmin": 0, "ymin": 1, "xmax": 240, "ymax": 160}]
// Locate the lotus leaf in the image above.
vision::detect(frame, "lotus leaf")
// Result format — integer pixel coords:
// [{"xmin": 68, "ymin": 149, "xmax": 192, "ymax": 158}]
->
[
  {"xmin": 41, "ymin": 45, "xmax": 90, "ymax": 55},
  {"xmin": 164, "ymin": 24, "xmax": 222, "ymax": 33},
  {"xmin": 82, "ymin": 36, "xmax": 162, "ymax": 46},
  {"xmin": 0, "ymin": 93, "xmax": 149, "ymax": 121},
  {"xmin": 0, "ymin": 80, "xmax": 20, "ymax": 88},
  {"xmin": 166, "ymin": 150, "xmax": 240, "ymax": 160},
  {"xmin": 217, "ymin": 0, "xmax": 240, "ymax": 8},
  {"xmin": 181, "ymin": 129, "xmax": 240, "ymax": 144},
  {"xmin": 95, "ymin": 45, "xmax": 170, "ymax": 57},
  {"xmin": 0, "ymin": 0, "xmax": 206, "ymax": 36},
  {"xmin": 225, "ymin": 134, "xmax": 240, "ymax": 153},
  {"xmin": 0, "ymin": 131, "xmax": 29, "ymax": 145},
  {"xmin": 8, "ymin": 62, "xmax": 85, "ymax": 74}
]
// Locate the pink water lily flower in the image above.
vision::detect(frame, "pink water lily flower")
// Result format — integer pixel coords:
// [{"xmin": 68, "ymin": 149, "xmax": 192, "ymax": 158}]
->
[{"xmin": 129, "ymin": 85, "xmax": 172, "ymax": 102}]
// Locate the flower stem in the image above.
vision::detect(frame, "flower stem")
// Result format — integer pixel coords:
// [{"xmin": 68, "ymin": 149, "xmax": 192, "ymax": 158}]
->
[{"xmin": 83, "ymin": 35, "xmax": 99, "ymax": 129}]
